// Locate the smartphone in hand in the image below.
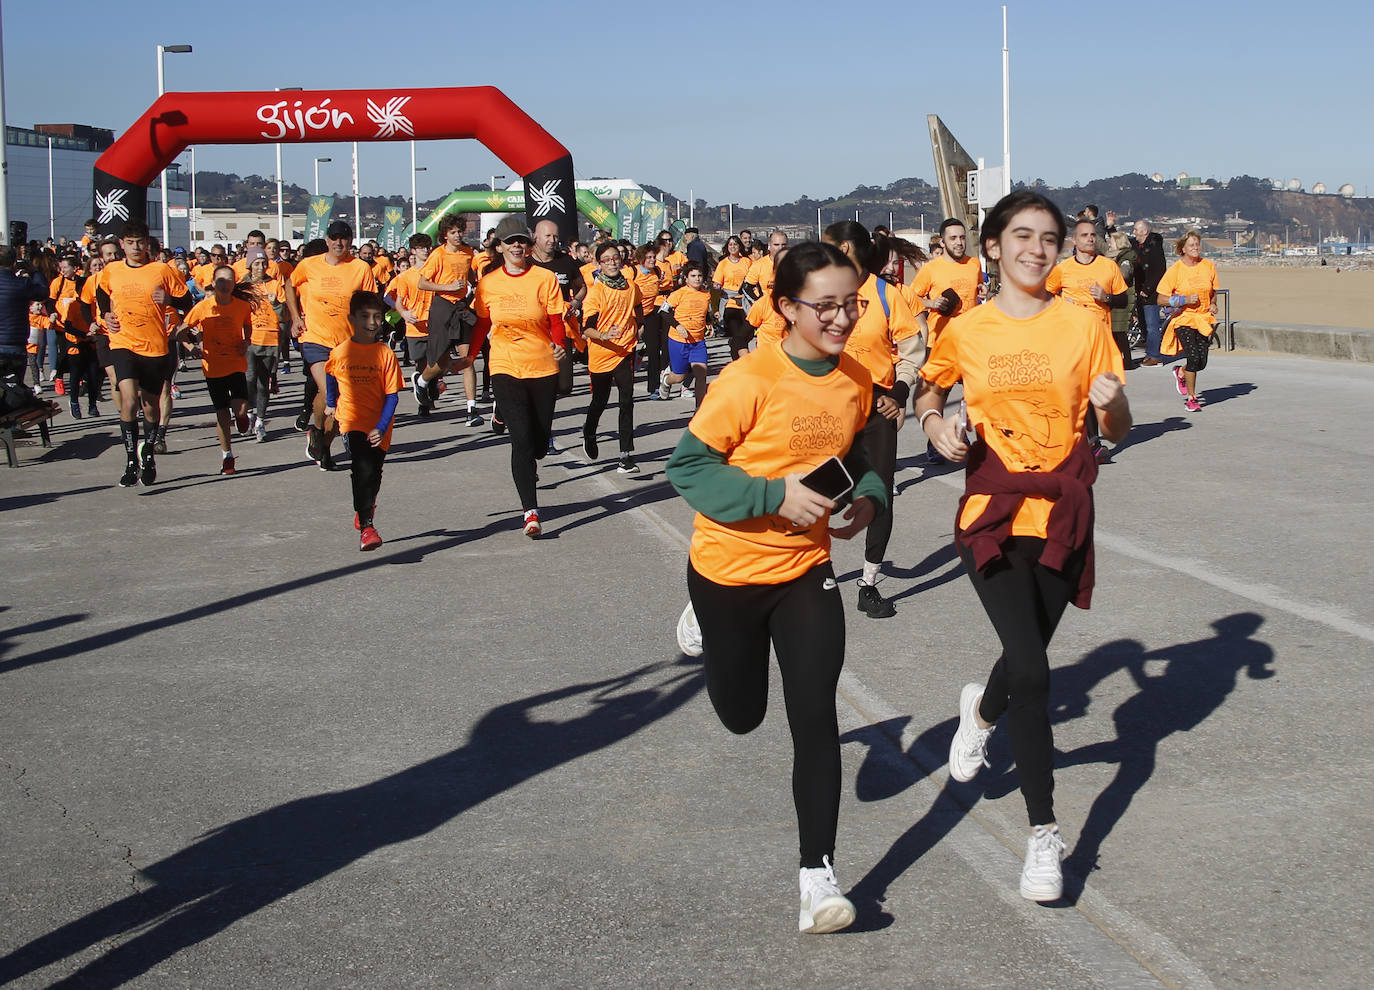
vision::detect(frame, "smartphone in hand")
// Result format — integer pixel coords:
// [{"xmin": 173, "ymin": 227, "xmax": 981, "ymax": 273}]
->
[{"xmin": 800, "ymin": 456, "xmax": 854, "ymax": 502}]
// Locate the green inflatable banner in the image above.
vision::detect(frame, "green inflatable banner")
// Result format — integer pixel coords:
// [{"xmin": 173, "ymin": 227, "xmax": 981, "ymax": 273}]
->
[
  {"xmin": 641, "ymin": 199, "xmax": 668, "ymax": 242},
  {"xmin": 406, "ymin": 188, "xmax": 616, "ymax": 242},
  {"xmin": 304, "ymin": 196, "xmax": 334, "ymax": 242},
  {"xmin": 616, "ymin": 189, "xmax": 644, "ymax": 243}
]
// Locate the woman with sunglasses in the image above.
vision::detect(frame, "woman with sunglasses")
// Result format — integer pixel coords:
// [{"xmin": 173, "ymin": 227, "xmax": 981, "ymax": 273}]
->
[
  {"xmin": 456, "ymin": 222, "xmax": 567, "ymax": 537},
  {"xmin": 666, "ymin": 241, "xmax": 886, "ymax": 934},
  {"xmin": 821, "ymin": 222, "xmax": 923, "ymax": 619}
]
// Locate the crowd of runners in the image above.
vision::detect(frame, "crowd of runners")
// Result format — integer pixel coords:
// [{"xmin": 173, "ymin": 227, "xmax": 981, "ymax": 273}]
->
[{"xmin": 4, "ymin": 191, "xmax": 1226, "ymax": 933}]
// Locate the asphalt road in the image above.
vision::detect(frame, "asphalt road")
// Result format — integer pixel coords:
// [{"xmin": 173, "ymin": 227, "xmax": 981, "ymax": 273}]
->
[{"xmin": 2, "ymin": 341, "xmax": 1369, "ymax": 988}]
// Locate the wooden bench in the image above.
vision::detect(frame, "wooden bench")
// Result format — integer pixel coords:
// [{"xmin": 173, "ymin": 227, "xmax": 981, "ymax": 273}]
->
[{"xmin": 1, "ymin": 401, "xmax": 60, "ymax": 467}]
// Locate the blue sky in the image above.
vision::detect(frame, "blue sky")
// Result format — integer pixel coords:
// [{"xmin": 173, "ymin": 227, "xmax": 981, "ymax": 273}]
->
[{"xmin": 6, "ymin": 1, "xmax": 1372, "ymax": 206}]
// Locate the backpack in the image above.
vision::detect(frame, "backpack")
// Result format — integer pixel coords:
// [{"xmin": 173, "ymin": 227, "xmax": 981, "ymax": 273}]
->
[{"xmin": 1, "ymin": 373, "xmax": 40, "ymax": 414}]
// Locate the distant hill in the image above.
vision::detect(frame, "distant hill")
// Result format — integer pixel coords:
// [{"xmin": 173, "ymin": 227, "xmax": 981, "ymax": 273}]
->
[{"xmin": 193, "ymin": 170, "xmax": 1374, "ymax": 246}]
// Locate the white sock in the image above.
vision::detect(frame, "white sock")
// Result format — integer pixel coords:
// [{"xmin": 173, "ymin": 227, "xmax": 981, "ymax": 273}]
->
[
  {"xmin": 861, "ymin": 562, "xmax": 881, "ymax": 586},
  {"xmin": 467, "ymin": 399, "xmax": 475, "ymax": 411},
  {"xmin": 221, "ymin": 448, "xmax": 232, "ymax": 460}
]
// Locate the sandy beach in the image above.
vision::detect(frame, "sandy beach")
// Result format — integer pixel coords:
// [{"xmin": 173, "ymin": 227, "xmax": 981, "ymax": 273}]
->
[{"xmin": 1213, "ymin": 266, "xmax": 1374, "ymax": 330}]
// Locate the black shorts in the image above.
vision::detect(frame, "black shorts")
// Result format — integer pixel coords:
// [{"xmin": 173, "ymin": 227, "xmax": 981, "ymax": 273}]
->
[
  {"xmin": 205, "ymin": 371, "xmax": 249, "ymax": 410},
  {"xmin": 94, "ymin": 334, "xmax": 113, "ymax": 369},
  {"xmin": 406, "ymin": 336, "xmax": 430, "ymax": 363},
  {"xmin": 110, "ymin": 348, "xmax": 171, "ymax": 394},
  {"xmin": 426, "ymin": 296, "xmax": 473, "ymax": 365}
]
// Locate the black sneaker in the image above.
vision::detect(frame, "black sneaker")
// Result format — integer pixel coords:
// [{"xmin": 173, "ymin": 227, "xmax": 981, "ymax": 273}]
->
[
  {"xmin": 69, "ymin": 398, "xmax": 82, "ymax": 419},
  {"xmin": 417, "ymin": 405, "xmax": 431, "ymax": 418},
  {"xmin": 617, "ymin": 455, "xmax": 639, "ymax": 474},
  {"xmin": 583, "ymin": 433, "xmax": 599, "ymax": 461},
  {"xmin": 118, "ymin": 459, "xmax": 139, "ymax": 488},
  {"xmin": 857, "ymin": 583, "xmax": 896, "ymax": 618},
  {"xmin": 318, "ymin": 446, "xmax": 335, "ymax": 472},
  {"xmin": 138, "ymin": 441, "xmax": 157, "ymax": 486},
  {"xmin": 491, "ymin": 417, "xmax": 506, "ymax": 436},
  {"xmin": 153, "ymin": 433, "xmax": 168, "ymax": 455},
  {"xmin": 412, "ymin": 372, "xmax": 432, "ymax": 409},
  {"xmin": 306, "ymin": 427, "xmax": 321, "ymax": 463},
  {"xmin": 88, "ymin": 404, "xmax": 99, "ymax": 417},
  {"xmin": 295, "ymin": 410, "xmax": 310, "ymax": 432},
  {"xmin": 466, "ymin": 410, "xmax": 485, "ymax": 427}
]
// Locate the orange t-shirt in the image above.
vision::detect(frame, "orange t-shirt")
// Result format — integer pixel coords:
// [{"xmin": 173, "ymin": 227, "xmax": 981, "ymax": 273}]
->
[
  {"xmin": 418, "ymin": 244, "xmax": 474, "ymax": 303},
  {"xmin": 79, "ymin": 277, "xmax": 106, "ymax": 336},
  {"xmin": 843, "ymin": 273, "xmax": 919, "ymax": 390},
  {"xmin": 909, "ymin": 254, "xmax": 982, "ymax": 346},
  {"xmin": 290, "ymin": 255, "xmax": 377, "ymax": 349},
  {"xmin": 745, "ymin": 296, "xmax": 788, "ymax": 347},
  {"xmin": 248, "ymin": 280, "xmax": 286, "ymax": 347},
  {"xmin": 687, "ymin": 341, "xmax": 873, "ymax": 586},
  {"xmin": 371, "ymin": 256, "xmax": 394, "ymax": 286},
  {"xmin": 472, "ymin": 252, "xmax": 499, "ymax": 279},
  {"xmin": 97, "ymin": 260, "xmax": 187, "ymax": 357},
  {"xmin": 920, "ymin": 297, "xmax": 1123, "ymax": 539},
  {"xmin": 666, "ymin": 286, "xmax": 711, "ymax": 343},
  {"xmin": 325, "ymin": 338, "xmax": 405, "ymax": 450},
  {"xmin": 713, "ymin": 256, "xmax": 751, "ymax": 308},
  {"xmin": 192, "ymin": 263, "xmax": 221, "ymax": 289},
  {"xmin": 582, "ymin": 279, "xmax": 641, "ymax": 373},
  {"xmin": 744, "ymin": 255, "xmax": 775, "ymax": 295},
  {"xmin": 49, "ymin": 276, "xmax": 88, "ymax": 338},
  {"xmin": 1157, "ymin": 258, "xmax": 1219, "ymax": 337},
  {"xmin": 183, "ymin": 296, "xmax": 253, "ymax": 377},
  {"xmin": 27, "ymin": 313, "xmax": 49, "ymax": 353},
  {"xmin": 387, "ymin": 268, "xmax": 431, "ymax": 337},
  {"xmin": 579, "ymin": 261, "xmax": 598, "ymax": 293},
  {"xmin": 1045, "ymin": 255, "xmax": 1128, "ymax": 337},
  {"xmin": 632, "ymin": 265, "xmax": 661, "ymax": 316},
  {"xmin": 472, "ymin": 265, "xmax": 566, "ymax": 379}
]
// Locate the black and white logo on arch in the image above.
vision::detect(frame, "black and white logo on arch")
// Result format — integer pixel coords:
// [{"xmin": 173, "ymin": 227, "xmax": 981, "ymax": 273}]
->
[
  {"xmin": 528, "ymin": 180, "xmax": 566, "ymax": 218},
  {"xmin": 96, "ymin": 189, "xmax": 130, "ymax": 224}
]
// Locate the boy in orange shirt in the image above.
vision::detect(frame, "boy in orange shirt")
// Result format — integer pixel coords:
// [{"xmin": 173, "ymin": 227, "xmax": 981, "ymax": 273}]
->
[
  {"xmin": 178, "ymin": 265, "xmax": 255, "ymax": 474},
  {"xmin": 659, "ymin": 263, "xmax": 712, "ymax": 408},
  {"xmin": 325, "ymin": 291, "xmax": 404, "ymax": 551}
]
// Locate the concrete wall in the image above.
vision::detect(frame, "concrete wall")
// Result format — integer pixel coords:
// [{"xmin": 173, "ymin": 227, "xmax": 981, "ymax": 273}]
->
[{"xmin": 1228, "ymin": 322, "xmax": 1374, "ymax": 363}]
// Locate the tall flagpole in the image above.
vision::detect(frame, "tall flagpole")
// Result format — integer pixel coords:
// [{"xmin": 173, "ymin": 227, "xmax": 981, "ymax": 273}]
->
[
  {"xmin": 0, "ymin": 0, "xmax": 9, "ymax": 243},
  {"xmin": 1002, "ymin": 5, "xmax": 1012, "ymax": 196}
]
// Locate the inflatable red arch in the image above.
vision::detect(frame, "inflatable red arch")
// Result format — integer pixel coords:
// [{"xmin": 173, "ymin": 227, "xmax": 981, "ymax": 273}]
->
[{"xmin": 92, "ymin": 86, "xmax": 577, "ymax": 243}]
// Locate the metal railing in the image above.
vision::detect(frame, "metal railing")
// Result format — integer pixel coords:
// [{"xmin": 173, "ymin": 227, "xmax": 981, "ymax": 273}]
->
[{"xmin": 1215, "ymin": 289, "xmax": 1232, "ymax": 350}]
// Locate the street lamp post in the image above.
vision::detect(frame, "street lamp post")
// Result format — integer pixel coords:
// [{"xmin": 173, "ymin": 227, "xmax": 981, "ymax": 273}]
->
[
  {"xmin": 412, "ymin": 161, "xmax": 428, "ymax": 230},
  {"xmin": 352, "ymin": 142, "xmax": 360, "ymax": 239},
  {"xmin": 313, "ymin": 157, "xmax": 331, "ymax": 196},
  {"xmin": 156, "ymin": 44, "xmax": 192, "ymax": 247},
  {"xmin": 189, "ymin": 147, "xmax": 196, "ymax": 246},
  {"xmin": 275, "ymin": 88, "xmax": 302, "ymax": 241},
  {"xmin": 490, "ymin": 174, "xmax": 507, "ymax": 191}
]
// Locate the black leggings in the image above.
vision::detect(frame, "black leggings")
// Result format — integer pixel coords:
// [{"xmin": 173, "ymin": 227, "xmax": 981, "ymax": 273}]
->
[
  {"xmin": 860, "ymin": 397, "xmax": 898, "ymax": 565},
  {"xmin": 723, "ymin": 307, "xmax": 751, "ymax": 358},
  {"xmin": 641, "ymin": 310, "xmax": 668, "ymax": 393},
  {"xmin": 66, "ymin": 344, "xmax": 101, "ymax": 404},
  {"xmin": 347, "ymin": 432, "xmax": 385, "ymax": 525},
  {"xmin": 1174, "ymin": 325, "xmax": 1211, "ymax": 374},
  {"xmin": 491, "ymin": 372, "xmax": 558, "ymax": 511},
  {"xmin": 687, "ymin": 560, "xmax": 845, "ymax": 868},
  {"xmin": 960, "ymin": 536, "xmax": 1086, "ymax": 827},
  {"xmin": 585, "ymin": 354, "xmax": 635, "ymax": 453}
]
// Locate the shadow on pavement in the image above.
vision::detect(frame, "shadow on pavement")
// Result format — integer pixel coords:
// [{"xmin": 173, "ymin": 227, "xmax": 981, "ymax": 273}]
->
[
  {"xmin": 0, "ymin": 658, "xmax": 704, "ymax": 988},
  {"xmin": 840, "ymin": 611, "xmax": 1274, "ymax": 917}
]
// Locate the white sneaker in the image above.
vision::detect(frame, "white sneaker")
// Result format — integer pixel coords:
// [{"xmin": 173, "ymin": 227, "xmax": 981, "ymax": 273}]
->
[
  {"xmin": 950, "ymin": 681, "xmax": 994, "ymax": 779},
  {"xmin": 1021, "ymin": 824, "xmax": 1066, "ymax": 901},
  {"xmin": 675, "ymin": 601, "xmax": 703, "ymax": 657},
  {"xmin": 948, "ymin": 682, "xmax": 993, "ymax": 782},
  {"xmin": 798, "ymin": 856, "xmax": 855, "ymax": 934}
]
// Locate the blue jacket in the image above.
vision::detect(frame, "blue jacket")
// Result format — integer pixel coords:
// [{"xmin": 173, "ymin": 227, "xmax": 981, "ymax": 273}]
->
[{"xmin": 0, "ymin": 267, "xmax": 51, "ymax": 355}]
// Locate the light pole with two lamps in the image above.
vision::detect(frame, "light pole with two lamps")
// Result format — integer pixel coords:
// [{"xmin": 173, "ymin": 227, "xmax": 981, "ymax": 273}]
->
[{"xmin": 156, "ymin": 43, "xmax": 192, "ymax": 247}]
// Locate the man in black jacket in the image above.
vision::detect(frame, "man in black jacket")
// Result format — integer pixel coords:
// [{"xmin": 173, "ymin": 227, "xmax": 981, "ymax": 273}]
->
[
  {"xmin": 1130, "ymin": 220, "xmax": 1168, "ymax": 365},
  {"xmin": 0, "ymin": 245, "xmax": 52, "ymax": 382}
]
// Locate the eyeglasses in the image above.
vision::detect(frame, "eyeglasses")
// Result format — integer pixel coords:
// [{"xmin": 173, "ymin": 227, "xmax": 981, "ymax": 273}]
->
[{"xmin": 788, "ymin": 296, "xmax": 867, "ymax": 322}]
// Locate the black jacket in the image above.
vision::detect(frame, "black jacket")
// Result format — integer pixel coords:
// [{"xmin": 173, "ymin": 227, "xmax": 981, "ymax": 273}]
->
[
  {"xmin": 1131, "ymin": 232, "xmax": 1167, "ymax": 299},
  {"xmin": 0, "ymin": 266, "xmax": 52, "ymax": 355}
]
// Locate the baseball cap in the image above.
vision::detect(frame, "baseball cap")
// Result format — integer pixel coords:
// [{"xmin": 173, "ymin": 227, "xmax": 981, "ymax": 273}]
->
[
  {"xmin": 493, "ymin": 215, "xmax": 532, "ymax": 244},
  {"xmin": 325, "ymin": 220, "xmax": 353, "ymax": 239}
]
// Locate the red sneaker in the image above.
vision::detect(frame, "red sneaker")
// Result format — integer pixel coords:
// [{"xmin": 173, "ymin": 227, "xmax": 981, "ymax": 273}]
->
[
  {"xmin": 220, "ymin": 454, "xmax": 236, "ymax": 475},
  {"xmin": 360, "ymin": 525, "xmax": 383, "ymax": 551},
  {"xmin": 523, "ymin": 509, "xmax": 541, "ymax": 538},
  {"xmin": 54, "ymin": 378, "xmax": 66, "ymax": 396},
  {"xmin": 1172, "ymin": 366, "xmax": 1188, "ymax": 397}
]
